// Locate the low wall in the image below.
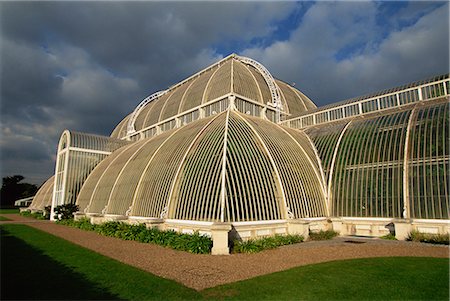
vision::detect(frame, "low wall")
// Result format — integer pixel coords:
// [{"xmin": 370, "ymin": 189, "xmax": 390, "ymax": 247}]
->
[{"xmin": 72, "ymin": 212, "xmax": 449, "ymax": 254}]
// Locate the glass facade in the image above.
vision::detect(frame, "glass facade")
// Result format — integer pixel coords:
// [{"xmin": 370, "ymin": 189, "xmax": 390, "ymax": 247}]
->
[{"xmin": 32, "ymin": 54, "xmax": 448, "ymax": 229}]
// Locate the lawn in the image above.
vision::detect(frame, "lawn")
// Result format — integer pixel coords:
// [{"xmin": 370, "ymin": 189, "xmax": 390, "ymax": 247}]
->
[
  {"xmin": 203, "ymin": 257, "xmax": 449, "ymax": 300},
  {"xmin": 1, "ymin": 224, "xmax": 199, "ymax": 301},
  {"xmin": 0, "ymin": 208, "xmax": 19, "ymax": 214},
  {"xmin": 1, "ymin": 224, "xmax": 449, "ymax": 301},
  {"xmin": 0, "ymin": 216, "xmax": 11, "ymax": 221}
]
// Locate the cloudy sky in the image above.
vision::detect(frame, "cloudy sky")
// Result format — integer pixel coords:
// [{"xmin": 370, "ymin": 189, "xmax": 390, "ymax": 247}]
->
[{"xmin": 1, "ymin": 1, "xmax": 448, "ymax": 186}]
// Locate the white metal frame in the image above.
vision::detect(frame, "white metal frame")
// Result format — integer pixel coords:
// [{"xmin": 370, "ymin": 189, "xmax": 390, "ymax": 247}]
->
[
  {"xmin": 283, "ymin": 77, "xmax": 449, "ymax": 129},
  {"xmin": 122, "ymin": 54, "xmax": 289, "ymax": 140},
  {"xmin": 235, "ymin": 55, "xmax": 284, "ymax": 122},
  {"xmin": 127, "ymin": 90, "xmax": 167, "ymax": 134}
]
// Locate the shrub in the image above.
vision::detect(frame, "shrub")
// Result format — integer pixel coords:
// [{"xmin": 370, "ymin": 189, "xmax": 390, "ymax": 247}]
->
[
  {"xmin": 56, "ymin": 218, "xmax": 212, "ymax": 254},
  {"xmin": 407, "ymin": 231, "xmax": 449, "ymax": 245},
  {"xmin": 57, "ymin": 218, "xmax": 95, "ymax": 231},
  {"xmin": 233, "ymin": 234, "xmax": 304, "ymax": 254},
  {"xmin": 20, "ymin": 210, "xmax": 32, "ymax": 217},
  {"xmin": 20, "ymin": 210, "xmax": 49, "ymax": 220},
  {"xmin": 308, "ymin": 230, "xmax": 339, "ymax": 241},
  {"xmin": 380, "ymin": 233, "xmax": 397, "ymax": 240},
  {"xmin": 53, "ymin": 204, "xmax": 79, "ymax": 220}
]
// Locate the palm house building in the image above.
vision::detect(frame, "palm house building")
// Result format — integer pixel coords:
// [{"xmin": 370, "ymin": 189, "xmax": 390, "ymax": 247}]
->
[{"xmin": 28, "ymin": 54, "xmax": 449, "ymax": 254}]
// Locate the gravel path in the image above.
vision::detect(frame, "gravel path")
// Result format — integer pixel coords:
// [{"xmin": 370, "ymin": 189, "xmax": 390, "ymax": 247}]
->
[{"xmin": 1, "ymin": 214, "xmax": 449, "ymax": 290}]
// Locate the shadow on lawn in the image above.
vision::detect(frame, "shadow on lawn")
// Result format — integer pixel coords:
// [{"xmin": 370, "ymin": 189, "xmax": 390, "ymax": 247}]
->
[{"xmin": 1, "ymin": 228, "xmax": 122, "ymax": 300}]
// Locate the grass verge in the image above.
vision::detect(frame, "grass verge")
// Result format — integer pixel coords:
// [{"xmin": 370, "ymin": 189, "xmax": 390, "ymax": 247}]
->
[
  {"xmin": 1, "ymin": 224, "xmax": 200, "ymax": 300},
  {"xmin": 2, "ymin": 224, "xmax": 449, "ymax": 301},
  {"xmin": 0, "ymin": 208, "xmax": 19, "ymax": 214},
  {"xmin": 203, "ymin": 257, "xmax": 449, "ymax": 300}
]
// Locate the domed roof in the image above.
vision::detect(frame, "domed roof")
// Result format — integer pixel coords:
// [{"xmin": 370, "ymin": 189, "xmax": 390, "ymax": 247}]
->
[
  {"xmin": 78, "ymin": 109, "xmax": 326, "ymax": 222},
  {"xmin": 111, "ymin": 54, "xmax": 316, "ymax": 139}
]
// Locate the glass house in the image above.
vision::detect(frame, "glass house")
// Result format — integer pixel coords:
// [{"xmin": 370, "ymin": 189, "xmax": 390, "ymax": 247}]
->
[{"xmin": 29, "ymin": 54, "xmax": 449, "ymax": 254}]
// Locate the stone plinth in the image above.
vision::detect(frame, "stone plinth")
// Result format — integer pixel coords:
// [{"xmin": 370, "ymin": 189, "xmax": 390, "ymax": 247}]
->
[
  {"xmin": 145, "ymin": 218, "xmax": 164, "ymax": 230},
  {"xmin": 330, "ymin": 218, "xmax": 343, "ymax": 235},
  {"xmin": 287, "ymin": 219, "xmax": 310, "ymax": 240},
  {"xmin": 73, "ymin": 212, "xmax": 86, "ymax": 221},
  {"xmin": 211, "ymin": 223, "xmax": 232, "ymax": 255},
  {"xmin": 394, "ymin": 219, "xmax": 411, "ymax": 240}
]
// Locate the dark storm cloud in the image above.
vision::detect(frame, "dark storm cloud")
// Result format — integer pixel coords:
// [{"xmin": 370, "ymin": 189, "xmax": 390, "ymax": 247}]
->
[
  {"xmin": 0, "ymin": 1, "xmax": 295, "ymax": 184},
  {"xmin": 2, "ymin": 2, "xmax": 294, "ymax": 90},
  {"xmin": 0, "ymin": 1, "xmax": 448, "ymax": 185}
]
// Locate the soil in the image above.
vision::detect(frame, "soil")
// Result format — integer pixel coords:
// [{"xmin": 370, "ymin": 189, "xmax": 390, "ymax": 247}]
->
[{"xmin": 1, "ymin": 214, "xmax": 448, "ymax": 290}]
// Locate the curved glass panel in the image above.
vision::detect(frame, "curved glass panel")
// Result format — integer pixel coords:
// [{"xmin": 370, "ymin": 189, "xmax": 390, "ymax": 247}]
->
[
  {"xmin": 86, "ymin": 140, "xmax": 149, "ymax": 214},
  {"xmin": 159, "ymin": 81, "xmax": 191, "ymax": 121},
  {"xmin": 225, "ymin": 113, "xmax": 282, "ymax": 222},
  {"xmin": 168, "ymin": 114, "xmax": 226, "ymax": 221},
  {"xmin": 134, "ymin": 101, "xmax": 156, "ymax": 131},
  {"xmin": 245, "ymin": 115, "xmax": 327, "ymax": 218},
  {"xmin": 233, "ymin": 61, "xmax": 261, "ymax": 103},
  {"xmin": 77, "ymin": 144, "xmax": 133, "ymax": 212},
  {"xmin": 130, "ymin": 116, "xmax": 216, "ymax": 218},
  {"xmin": 70, "ymin": 131, "xmax": 129, "ymax": 152},
  {"xmin": 408, "ymin": 102, "xmax": 449, "ymax": 219},
  {"xmin": 205, "ymin": 60, "xmax": 232, "ymax": 102},
  {"xmin": 106, "ymin": 133, "xmax": 171, "ymax": 216},
  {"xmin": 305, "ymin": 121, "xmax": 349, "ymax": 182},
  {"xmin": 179, "ymin": 67, "xmax": 216, "ymax": 113},
  {"xmin": 331, "ymin": 111, "xmax": 410, "ymax": 217},
  {"xmin": 247, "ymin": 66, "xmax": 272, "ymax": 105},
  {"xmin": 29, "ymin": 176, "xmax": 54, "ymax": 210}
]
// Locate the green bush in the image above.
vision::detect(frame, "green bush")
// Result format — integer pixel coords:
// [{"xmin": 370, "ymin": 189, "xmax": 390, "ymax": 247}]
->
[
  {"xmin": 20, "ymin": 210, "xmax": 48, "ymax": 220},
  {"xmin": 380, "ymin": 233, "xmax": 397, "ymax": 240},
  {"xmin": 57, "ymin": 218, "xmax": 95, "ymax": 231},
  {"xmin": 407, "ymin": 230, "xmax": 449, "ymax": 245},
  {"xmin": 233, "ymin": 234, "xmax": 304, "ymax": 253},
  {"xmin": 56, "ymin": 219, "xmax": 212, "ymax": 254},
  {"xmin": 20, "ymin": 210, "xmax": 32, "ymax": 217},
  {"xmin": 308, "ymin": 230, "xmax": 339, "ymax": 241},
  {"xmin": 53, "ymin": 204, "xmax": 79, "ymax": 220}
]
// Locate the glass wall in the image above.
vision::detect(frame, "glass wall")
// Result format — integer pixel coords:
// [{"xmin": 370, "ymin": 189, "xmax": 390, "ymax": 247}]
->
[
  {"xmin": 53, "ymin": 131, "xmax": 129, "ymax": 208},
  {"xmin": 305, "ymin": 100, "xmax": 449, "ymax": 220},
  {"xmin": 408, "ymin": 102, "xmax": 449, "ymax": 219}
]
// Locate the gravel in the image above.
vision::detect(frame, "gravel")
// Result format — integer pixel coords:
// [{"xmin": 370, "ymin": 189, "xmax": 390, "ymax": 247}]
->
[{"xmin": 2, "ymin": 214, "xmax": 448, "ymax": 290}]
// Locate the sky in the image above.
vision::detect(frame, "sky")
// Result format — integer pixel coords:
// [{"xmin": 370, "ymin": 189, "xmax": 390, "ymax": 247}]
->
[{"xmin": 0, "ymin": 1, "xmax": 449, "ymax": 186}]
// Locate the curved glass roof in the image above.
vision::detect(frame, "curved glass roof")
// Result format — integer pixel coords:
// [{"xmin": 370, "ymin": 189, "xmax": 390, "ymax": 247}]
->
[
  {"xmin": 111, "ymin": 55, "xmax": 316, "ymax": 139},
  {"xmin": 79, "ymin": 109, "xmax": 326, "ymax": 222}
]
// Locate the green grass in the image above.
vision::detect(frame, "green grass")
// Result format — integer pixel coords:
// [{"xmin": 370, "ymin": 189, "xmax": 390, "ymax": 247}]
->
[
  {"xmin": 0, "ymin": 208, "xmax": 19, "ymax": 214},
  {"xmin": 2, "ymin": 224, "xmax": 449, "ymax": 301},
  {"xmin": 204, "ymin": 257, "xmax": 449, "ymax": 300},
  {"xmin": 1, "ymin": 224, "xmax": 200, "ymax": 300},
  {"xmin": 0, "ymin": 216, "xmax": 11, "ymax": 221}
]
